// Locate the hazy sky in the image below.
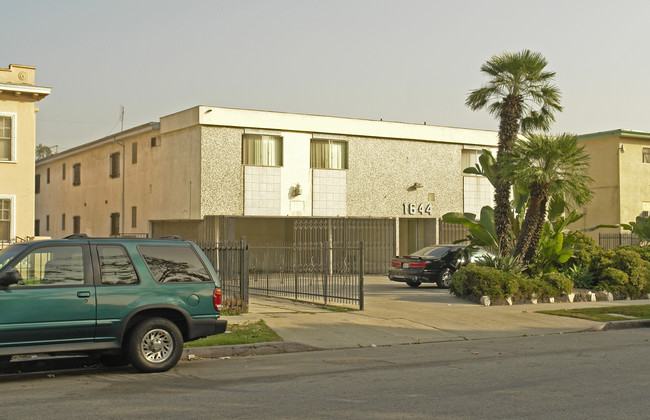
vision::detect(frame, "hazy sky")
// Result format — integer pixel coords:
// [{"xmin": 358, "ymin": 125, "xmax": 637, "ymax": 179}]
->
[{"xmin": 5, "ymin": 0, "xmax": 650, "ymax": 152}]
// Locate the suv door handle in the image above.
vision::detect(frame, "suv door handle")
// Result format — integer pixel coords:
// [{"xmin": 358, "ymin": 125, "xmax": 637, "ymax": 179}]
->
[{"xmin": 77, "ymin": 291, "xmax": 91, "ymax": 298}]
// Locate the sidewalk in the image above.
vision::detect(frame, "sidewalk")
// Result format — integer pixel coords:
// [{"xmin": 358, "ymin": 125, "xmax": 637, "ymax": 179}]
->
[{"xmin": 183, "ymin": 275, "xmax": 650, "ymax": 359}]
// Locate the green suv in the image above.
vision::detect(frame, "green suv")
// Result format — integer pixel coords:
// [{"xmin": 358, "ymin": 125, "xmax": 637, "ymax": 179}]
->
[{"xmin": 0, "ymin": 236, "xmax": 226, "ymax": 373}]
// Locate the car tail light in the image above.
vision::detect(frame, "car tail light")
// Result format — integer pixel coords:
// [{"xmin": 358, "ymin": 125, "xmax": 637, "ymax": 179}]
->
[
  {"xmin": 409, "ymin": 261, "xmax": 427, "ymax": 268},
  {"xmin": 213, "ymin": 288, "xmax": 223, "ymax": 312},
  {"xmin": 391, "ymin": 260, "xmax": 401, "ymax": 267}
]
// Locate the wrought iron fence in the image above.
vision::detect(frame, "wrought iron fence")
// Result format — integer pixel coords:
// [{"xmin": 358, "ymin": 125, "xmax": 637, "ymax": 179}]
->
[
  {"xmin": 248, "ymin": 241, "xmax": 364, "ymax": 310},
  {"xmin": 198, "ymin": 238, "xmax": 365, "ymax": 311},
  {"xmin": 599, "ymin": 233, "xmax": 640, "ymax": 250},
  {"xmin": 197, "ymin": 239, "xmax": 249, "ymax": 313}
]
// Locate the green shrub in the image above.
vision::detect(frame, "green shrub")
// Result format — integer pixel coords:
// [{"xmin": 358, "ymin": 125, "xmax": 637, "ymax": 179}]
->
[
  {"xmin": 540, "ymin": 272, "xmax": 574, "ymax": 295},
  {"xmin": 562, "ymin": 264, "xmax": 596, "ymax": 289},
  {"xmin": 514, "ymin": 276, "xmax": 553, "ymax": 300},
  {"xmin": 566, "ymin": 231, "xmax": 604, "ymax": 270},
  {"xmin": 596, "ymin": 267, "xmax": 629, "ymax": 296},
  {"xmin": 619, "ymin": 245, "xmax": 650, "ymax": 263},
  {"xmin": 474, "ymin": 253, "xmax": 526, "ymax": 274},
  {"xmin": 450, "ymin": 264, "xmax": 519, "ymax": 299}
]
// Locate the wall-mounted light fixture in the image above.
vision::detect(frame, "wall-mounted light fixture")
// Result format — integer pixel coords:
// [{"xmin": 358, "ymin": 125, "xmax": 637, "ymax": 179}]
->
[
  {"xmin": 407, "ymin": 182, "xmax": 423, "ymax": 192},
  {"xmin": 289, "ymin": 183, "xmax": 302, "ymax": 198},
  {"xmin": 619, "ymin": 145, "xmax": 625, "ymax": 153}
]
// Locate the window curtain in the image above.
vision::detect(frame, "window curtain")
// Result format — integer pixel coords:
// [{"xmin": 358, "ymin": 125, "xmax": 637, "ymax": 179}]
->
[
  {"xmin": 243, "ymin": 135, "xmax": 282, "ymax": 166},
  {"xmin": 311, "ymin": 140, "xmax": 347, "ymax": 169}
]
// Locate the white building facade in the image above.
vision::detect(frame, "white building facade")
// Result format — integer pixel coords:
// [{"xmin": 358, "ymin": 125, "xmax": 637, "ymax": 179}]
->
[{"xmin": 35, "ymin": 106, "xmax": 497, "ymax": 271}]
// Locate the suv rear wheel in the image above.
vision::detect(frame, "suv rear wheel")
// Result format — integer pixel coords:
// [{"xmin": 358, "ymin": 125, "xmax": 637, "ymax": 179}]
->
[{"xmin": 126, "ymin": 318, "xmax": 183, "ymax": 373}]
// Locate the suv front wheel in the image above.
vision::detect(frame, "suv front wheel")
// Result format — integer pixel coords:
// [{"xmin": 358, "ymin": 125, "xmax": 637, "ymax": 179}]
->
[{"xmin": 126, "ymin": 318, "xmax": 183, "ymax": 373}]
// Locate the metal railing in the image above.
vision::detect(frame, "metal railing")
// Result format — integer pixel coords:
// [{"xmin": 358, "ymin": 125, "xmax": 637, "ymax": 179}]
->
[
  {"xmin": 198, "ymin": 238, "xmax": 365, "ymax": 311},
  {"xmin": 248, "ymin": 241, "xmax": 364, "ymax": 310},
  {"xmin": 599, "ymin": 233, "xmax": 640, "ymax": 250}
]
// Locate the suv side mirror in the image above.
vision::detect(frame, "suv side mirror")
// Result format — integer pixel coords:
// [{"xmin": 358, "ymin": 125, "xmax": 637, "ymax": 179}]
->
[{"xmin": 0, "ymin": 270, "xmax": 22, "ymax": 288}]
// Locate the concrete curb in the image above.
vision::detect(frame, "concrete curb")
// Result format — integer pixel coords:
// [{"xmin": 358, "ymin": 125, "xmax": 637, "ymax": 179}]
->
[
  {"xmin": 587, "ymin": 319, "xmax": 650, "ymax": 332},
  {"xmin": 182, "ymin": 341, "xmax": 321, "ymax": 360}
]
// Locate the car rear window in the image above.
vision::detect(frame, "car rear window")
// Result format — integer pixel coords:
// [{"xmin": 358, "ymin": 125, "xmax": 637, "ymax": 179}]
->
[
  {"xmin": 411, "ymin": 246, "xmax": 457, "ymax": 258},
  {"xmin": 138, "ymin": 244, "xmax": 211, "ymax": 283}
]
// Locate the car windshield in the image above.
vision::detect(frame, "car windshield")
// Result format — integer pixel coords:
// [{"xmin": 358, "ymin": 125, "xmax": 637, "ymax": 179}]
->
[
  {"xmin": 410, "ymin": 246, "xmax": 458, "ymax": 258},
  {"xmin": 0, "ymin": 243, "xmax": 27, "ymax": 271}
]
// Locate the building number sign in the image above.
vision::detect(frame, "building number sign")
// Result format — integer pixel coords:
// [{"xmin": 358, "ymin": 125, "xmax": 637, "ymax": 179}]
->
[{"xmin": 403, "ymin": 203, "xmax": 433, "ymax": 215}]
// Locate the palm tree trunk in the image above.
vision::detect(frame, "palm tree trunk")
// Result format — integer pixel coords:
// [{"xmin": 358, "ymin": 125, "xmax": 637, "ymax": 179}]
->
[
  {"xmin": 494, "ymin": 95, "xmax": 522, "ymax": 255},
  {"xmin": 523, "ymin": 196, "xmax": 548, "ymax": 264},
  {"xmin": 514, "ymin": 183, "xmax": 547, "ymax": 261}
]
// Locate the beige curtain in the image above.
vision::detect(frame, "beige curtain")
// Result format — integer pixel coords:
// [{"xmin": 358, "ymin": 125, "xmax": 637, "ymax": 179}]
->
[{"xmin": 243, "ymin": 135, "xmax": 282, "ymax": 166}]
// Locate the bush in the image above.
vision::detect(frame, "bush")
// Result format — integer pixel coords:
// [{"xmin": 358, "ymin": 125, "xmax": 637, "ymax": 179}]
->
[
  {"xmin": 474, "ymin": 253, "xmax": 526, "ymax": 274},
  {"xmin": 566, "ymin": 231, "xmax": 604, "ymax": 271},
  {"xmin": 619, "ymin": 245, "xmax": 650, "ymax": 263},
  {"xmin": 540, "ymin": 272, "xmax": 574, "ymax": 295},
  {"xmin": 514, "ymin": 276, "xmax": 553, "ymax": 300},
  {"xmin": 562, "ymin": 264, "xmax": 596, "ymax": 289},
  {"xmin": 450, "ymin": 264, "xmax": 519, "ymax": 299},
  {"xmin": 596, "ymin": 267, "xmax": 629, "ymax": 296}
]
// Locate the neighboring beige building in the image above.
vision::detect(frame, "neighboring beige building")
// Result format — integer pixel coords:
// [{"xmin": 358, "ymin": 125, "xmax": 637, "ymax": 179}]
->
[
  {"xmin": 35, "ymin": 106, "xmax": 498, "ymax": 269},
  {"xmin": 0, "ymin": 64, "xmax": 51, "ymax": 244},
  {"xmin": 576, "ymin": 129, "xmax": 650, "ymax": 241}
]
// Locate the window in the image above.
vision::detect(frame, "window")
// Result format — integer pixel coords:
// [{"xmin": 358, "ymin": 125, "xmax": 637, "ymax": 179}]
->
[
  {"xmin": 72, "ymin": 163, "xmax": 81, "ymax": 186},
  {"xmin": 34, "ymin": 220, "xmax": 40, "ymax": 236},
  {"xmin": 73, "ymin": 216, "xmax": 81, "ymax": 234},
  {"xmin": 46, "ymin": 168, "xmax": 50, "ymax": 184},
  {"xmin": 643, "ymin": 147, "xmax": 650, "ymax": 163},
  {"xmin": 10, "ymin": 245, "xmax": 85, "ymax": 287},
  {"xmin": 131, "ymin": 206, "xmax": 137, "ymax": 228},
  {"xmin": 0, "ymin": 198, "xmax": 11, "ymax": 242},
  {"xmin": 46, "ymin": 215, "xmax": 50, "ymax": 232},
  {"xmin": 139, "ymin": 245, "xmax": 211, "ymax": 283},
  {"xmin": 62, "ymin": 163, "xmax": 66, "ymax": 180},
  {"xmin": 310, "ymin": 139, "xmax": 348, "ymax": 169},
  {"xmin": 110, "ymin": 212, "xmax": 120, "ymax": 236},
  {"xmin": 462, "ymin": 149, "xmax": 494, "ymax": 217},
  {"xmin": 109, "ymin": 152, "xmax": 120, "ymax": 178},
  {"xmin": 98, "ymin": 246, "xmax": 138, "ymax": 285},
  {"xmin": 151, "ymin": 137, "xmax": 161, "ymax": 147},
  {"xmin": 242, "ymin": 134, "xmax": 283, "ymax": 166},
  {"xmin": 62, "ymin": 213, "xmax": 66, "ymax": 231},
  {"xmin": 132, "ymin": 142, "xmax": 138, "ymax": 164},
  {"xmin": 35, "ymin": 174, "xmax": 41, "ymax": 194},
  {"xmin": 0, "ymin": 115, "xmax": 14, "ymax": 161}
]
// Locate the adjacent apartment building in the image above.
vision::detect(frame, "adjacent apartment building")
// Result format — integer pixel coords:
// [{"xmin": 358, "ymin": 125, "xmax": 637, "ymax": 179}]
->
[
  {"xmin": 575, "ymin": 129, "xmax": 650, "ymax": 240},
  {"xmin": 35, "ymin": 106, "xmax": 498, "ymax": 270},
  {"xmin": 0, "ymin": 64, "xmax": 51, "ymax": 244}
]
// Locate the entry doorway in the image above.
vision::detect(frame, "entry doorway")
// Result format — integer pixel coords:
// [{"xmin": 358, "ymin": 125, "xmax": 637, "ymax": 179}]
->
[{"xmin": 398, "ymin": 218, "xmax": 437, "ymax": 255}]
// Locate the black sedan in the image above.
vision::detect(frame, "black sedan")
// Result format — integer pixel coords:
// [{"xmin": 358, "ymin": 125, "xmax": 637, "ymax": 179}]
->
[{"xmin": 388, "ymin": 245, "xmax": 491, "ymax": 288}]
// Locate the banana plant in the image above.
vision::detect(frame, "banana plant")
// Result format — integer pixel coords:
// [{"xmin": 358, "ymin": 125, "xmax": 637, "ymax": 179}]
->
[{"xmin": 442, "ymin": 206, "xmax": 500, "ymax": 251}]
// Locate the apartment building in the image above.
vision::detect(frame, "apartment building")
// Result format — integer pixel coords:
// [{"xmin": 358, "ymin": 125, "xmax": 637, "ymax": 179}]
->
[
  {"xmin": 575, "ymin": 129, "xmax": 650, "ymax": 239},
  {"xmin": 35, "ymin": 106, "xmax": 498, "ymax": 269},
  {"xmin": 0, "ymin": 64, "xmax": 51, "ymax": 244}
]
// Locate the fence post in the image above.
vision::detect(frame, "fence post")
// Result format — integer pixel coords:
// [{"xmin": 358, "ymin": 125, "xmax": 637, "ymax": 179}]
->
[
  {"xmin": 240, "ymin": 236, "xmax": 249, "ymax": 311},
  {"xmin": 294, "ymin": 244, "xmax": 299, "ymax": 302},
  {"xmin": 359, "ymin": 241, "xmax": 364, "ymax": 311},
  {"xmin": 323, "ymin": 241, "xmax": 329, "ymax": 306}
]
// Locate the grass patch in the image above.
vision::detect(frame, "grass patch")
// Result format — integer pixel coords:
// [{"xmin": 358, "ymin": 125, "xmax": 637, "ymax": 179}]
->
[
  {"xmin": 321, "ymin": 305, "xmax": 357, "ymax": 312},
  {"xmin": 184, "ymin": 319, "xmax": 282, "ymax": 347},
  {"xmin": 538, "ymin": 304, "xmax": 650, "ymax": 322}
]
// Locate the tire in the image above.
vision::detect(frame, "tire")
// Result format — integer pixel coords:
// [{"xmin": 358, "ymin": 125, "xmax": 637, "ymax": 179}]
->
[
  {"xmin": 406, "ymin": 280, "xmax": 421, "ymax": 288},
  {"xmin": 437, "ymin": 268, "xmax": 454, "ymax": 288},
  {"xmin": 126, "ymin": 318, "xmax": 183, "ymax": 373}
]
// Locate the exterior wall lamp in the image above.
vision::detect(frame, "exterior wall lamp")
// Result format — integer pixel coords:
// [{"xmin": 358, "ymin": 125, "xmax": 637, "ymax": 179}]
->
[
  {"xmin": 619, "ymin": 145, "xmax": 625, "ymax": 153},
  {"xmin": 290, "ymin": 183, "xmax": 302, "ymax": 198},
  {"xmin": 407, "ymin": 182, "xmax": 423, "ymax": 192}
]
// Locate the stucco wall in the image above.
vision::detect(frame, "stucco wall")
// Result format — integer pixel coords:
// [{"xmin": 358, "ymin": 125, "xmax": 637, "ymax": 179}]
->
[
  {"xmin": 200, "ymin": 126, "xmax": 245, "ymax": 217},
  {"xmin": 0, "ymin": 99, "xmax": 36, "ymax": 239},
  {"xmin": 347, "ymin": 136, "xmax": 463, "ymax": 218}
]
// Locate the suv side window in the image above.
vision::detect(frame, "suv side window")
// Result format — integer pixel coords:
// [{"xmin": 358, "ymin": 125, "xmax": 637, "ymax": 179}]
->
[
  {"xmin": 138, "ymin": 244, "xmax": 211, "ymax": 283},
  {"xmin": 98, "ymin": 245, "xmax": 139, "ymax": 285},
  {"xmin": 10, "ymin": 245, "xmax": 86, "ymax": 287}
]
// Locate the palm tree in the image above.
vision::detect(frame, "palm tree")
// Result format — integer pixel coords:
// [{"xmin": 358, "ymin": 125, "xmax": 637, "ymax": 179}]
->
[
  {"xmin": 501, "ymin": 133, "xmax": 593, "ymax": 264},
  {"xmin": 466, "ymin": 50, "xmax": 562, "ymax": 255}
]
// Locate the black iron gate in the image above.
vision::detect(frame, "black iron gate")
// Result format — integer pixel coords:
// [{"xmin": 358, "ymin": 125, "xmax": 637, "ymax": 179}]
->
[{"xmin": 293, "ymin": 218, "xmax": 394, "ymax": 274}]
